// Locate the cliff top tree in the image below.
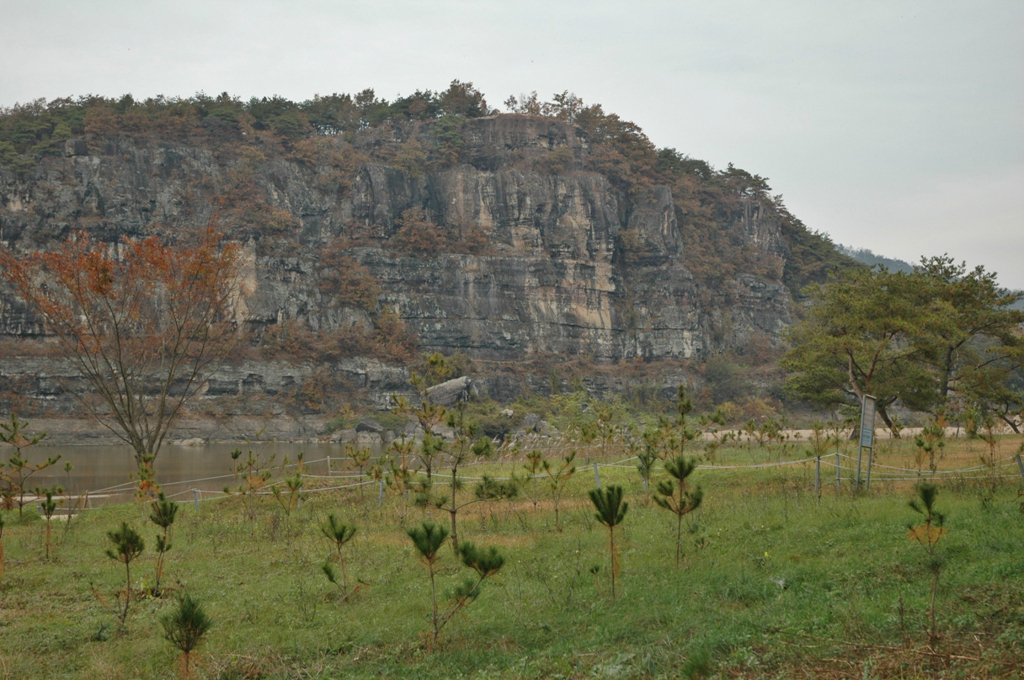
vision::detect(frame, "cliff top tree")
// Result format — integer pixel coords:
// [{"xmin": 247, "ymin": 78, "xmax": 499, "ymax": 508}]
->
[{"xmin": 0, "ymin": 227, "xmax": 239, "ymax": 491}]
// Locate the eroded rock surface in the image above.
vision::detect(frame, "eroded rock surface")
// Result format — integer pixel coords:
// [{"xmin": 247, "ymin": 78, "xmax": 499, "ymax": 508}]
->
[{"xmin": 0, "ymin": 115, "xmax": 798, "ymax": 417}]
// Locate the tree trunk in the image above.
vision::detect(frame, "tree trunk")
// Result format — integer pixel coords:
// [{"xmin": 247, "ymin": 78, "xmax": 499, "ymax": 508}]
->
[
  {"xmin": 449, "ymin": 468, "xmax": 459, "ymax": 554},
  {"xmin": 430, "ymin": 566, "xmax": 439, "ymax": 649},
  {"xmin": 609, "ymin": 527, "xmax": 616, "ymax": 599},
  {"xmin": 998, "ymin": 414, "xmax": 1021, "ymax": 434},
  {"xmin": 877, "ymin": 404, "xmax": 895, "ymax": 432},
  {"xmin": 337, "ymin": 545, "xmax": 349, "ymax": 594}
]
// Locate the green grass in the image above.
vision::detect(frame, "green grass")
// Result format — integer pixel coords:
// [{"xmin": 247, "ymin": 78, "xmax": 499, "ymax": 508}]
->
[{"xmin": 1, "ymin": 443, "xmax": 1023, "ymax": 679}]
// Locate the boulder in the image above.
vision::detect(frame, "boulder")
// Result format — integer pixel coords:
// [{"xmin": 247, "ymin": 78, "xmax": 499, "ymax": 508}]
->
[
  {"xmin": 355, "ymin": 418, "xmax": 384, "ymax": 433},
  {"xmin": 426, "ymin": 375, "xmax": 474, "ymax": 407}
]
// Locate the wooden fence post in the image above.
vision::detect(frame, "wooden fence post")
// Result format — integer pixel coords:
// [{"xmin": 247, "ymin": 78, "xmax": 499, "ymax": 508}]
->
[{"xmin": 815, "ymin": 456, "xmax": 821, "ymax": 498}]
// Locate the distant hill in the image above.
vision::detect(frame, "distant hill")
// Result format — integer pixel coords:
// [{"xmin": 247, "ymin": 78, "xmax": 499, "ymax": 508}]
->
[{"xmin": 837, "ymin": 245, "xmax": 915, "ymax": 274}]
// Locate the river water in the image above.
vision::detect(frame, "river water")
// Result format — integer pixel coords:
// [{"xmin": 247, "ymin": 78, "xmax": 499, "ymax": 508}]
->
[{"xmin": 22, "ymin": 442, "xmax": 375, "ymax": 505}]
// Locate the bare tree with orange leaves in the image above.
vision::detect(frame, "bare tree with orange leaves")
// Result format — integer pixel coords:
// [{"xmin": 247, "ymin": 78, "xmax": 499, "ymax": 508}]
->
[{"xmin": 0, "ymin": 227, "xmax": 239, "ymax": 493}]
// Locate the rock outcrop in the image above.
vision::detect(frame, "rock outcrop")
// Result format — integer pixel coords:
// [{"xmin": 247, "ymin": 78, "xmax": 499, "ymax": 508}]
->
[{"xmin": 0, "ymin": 113, "xmax": 809, "ymax": 416}]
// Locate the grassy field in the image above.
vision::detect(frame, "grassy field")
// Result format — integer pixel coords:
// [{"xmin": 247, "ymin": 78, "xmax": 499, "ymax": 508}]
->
[{"xmin": 1, "ymin": 436, "xmax": 1023, "ymax": 679}]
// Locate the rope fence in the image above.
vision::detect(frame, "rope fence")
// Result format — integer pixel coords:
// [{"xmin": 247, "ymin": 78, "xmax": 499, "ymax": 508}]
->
[{"xmin": 40, "ymin": 448, "xmax": 1024, "ymax": 510}]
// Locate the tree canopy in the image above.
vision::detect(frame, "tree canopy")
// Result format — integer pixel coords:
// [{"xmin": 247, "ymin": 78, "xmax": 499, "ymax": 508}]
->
[{"xmin": 783, "ymin": 257, "xmax": 1024, "ymax": 431}]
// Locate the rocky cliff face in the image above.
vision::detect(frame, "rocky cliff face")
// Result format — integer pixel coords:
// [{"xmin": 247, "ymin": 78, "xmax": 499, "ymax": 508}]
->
[{"xmin": 0, "ymin": 114, "xmax": 800, "ymax": 417}]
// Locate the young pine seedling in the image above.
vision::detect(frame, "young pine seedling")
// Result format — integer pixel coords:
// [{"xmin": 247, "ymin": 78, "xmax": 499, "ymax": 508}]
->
[
  {"xmin": 907, "ymin": 482, "xmax": 947, "ymax": 650},
  {"xmin": 0, "ymin": 414, "xmax": 58, "ymax": 518},
  {"xmin": 270, "ymin": 473, "xmax": 303, "ymax": 515},
  {"xmin": 150, "ymin": 492, "xmax": 179, "ymax": 595},
  {"xmin": 36, "ymin": 486, "xmax": 62, "ymax": 560},
  {"xmin": 349, "ymin": 446, "xmax": 373, "ymax": 496},
  {"xmin": 543, "ymin": 450, "xmax": 577, "ymax": 531},
  {"xmin": 443, "ymin": 541, "xmax": 505, "ymax": 641},
  {"xmin": 521, "ymin": 449, "xmax": 544, "ymax": 509},
  {"xmin": 407, "ymin": 521, "xmax": 506, "ymax": 650},
  {"xmin": 653, "ymin": 454, "xmax": 704, "ymax": 566},
  {"xmin": 432, "ymin": 405, "xmax": 513, "ymax": 552},
  {"xmin": 161, "ymin": 593, "xmax": 213, "ymax": 680},
  {"xmin": 106, "ymin": 521, "xmax": 145, "ymax": 625},
  {"xmin": 588, "ymin": 485, "xmax": 629, "ymax": 598},
  {"xmin": 320, "ymin": 514, "xmax": 357, "ymax": 597},
  {"xmin": 407, "ymin": 521, "xmax": 449, "ymax": 648},
  {"xmin": 635, "ymin": 446, "xmax": 657, "ymax": 495}
]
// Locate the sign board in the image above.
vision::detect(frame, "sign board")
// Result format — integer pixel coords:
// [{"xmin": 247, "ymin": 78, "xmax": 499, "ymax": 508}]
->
[{"xmin": 859, "ymin": 395, "xmax": 876, "ymax": 448}]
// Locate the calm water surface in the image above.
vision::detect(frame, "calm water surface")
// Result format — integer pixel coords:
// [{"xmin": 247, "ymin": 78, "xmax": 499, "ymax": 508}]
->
[{"xmin": 26, "ymin": 442, "xmax": 374, "ymax": 505}]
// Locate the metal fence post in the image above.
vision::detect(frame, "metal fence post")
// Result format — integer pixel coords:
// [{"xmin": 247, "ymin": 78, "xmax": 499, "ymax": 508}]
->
[
  {"xmin": 1016, "ymin": 453, "xmax": 1024, "ymax": 484},
  {"xmin": 835, "ymin": 451, "xmax": 841, "ymax": 492},
  {"xmin": 593, "ymin": 462, "xmax": 601, "ymax": 489},
  {"xmin": 192, "ymin": 488, "xmax": 199, "ymax": 510},
  {"xmin": 327, "ymin": 456, "xmax": 331, "ymax": 476}
]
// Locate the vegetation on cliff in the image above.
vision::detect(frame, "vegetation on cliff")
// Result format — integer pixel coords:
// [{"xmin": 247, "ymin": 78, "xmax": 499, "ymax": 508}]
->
[{"xmin": 0, "ymin": 82, "xmax": 853, "ymax": 295}]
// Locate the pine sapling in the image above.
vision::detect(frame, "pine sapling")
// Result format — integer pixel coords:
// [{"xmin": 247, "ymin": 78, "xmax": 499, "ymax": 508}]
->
[
  {"xmin": 636, "ymin": 447, "xmax": 657, "ymax": 495},
  {"xmin": 350, "ymin": 447, "xmax": 372, "ymax": 496},
  {"xmin": 320, "ymin": 514, "xmax": 357, "ymax": 597},
  {"xmin": 653, "ymin": 454, "xmax": 704, "ymax": 566},
  {"xmin": 433, "ymin": 404, "xmax": 509, "ymax": 553},
  {"xmin": 106, "ymin": 521, "xmax": 145, "ymax": 625},
  {"xmin": 543, "ymin": 450, "xmax": 576, "ymax": 531},
  {"xmin": 161, "ymin": 594, "xmax": 213, "ymax": 680},
  {"xmin": 36, "ymin": 486, "xmax": 62, "ymax": 560},
  {"xmin": 150, "ymin": 492, "xmax": 179, "ymax": 595},
  {"xmin": 407, "ymin": 521, "xmax": 449, "ymax": 647},
  {"xmin": 437, "ymin": 541, "xmax": 505, "ymax": 644},
  {"xmin": 230, "ymin": 447, "xmax": 275, "ymax": 533},
  {"xmin": 270, "ymin": 473, "xmax": 303, "ymax": 515},
  {"xmin": 0, "ymin": 414, "xmax": 57, "ymax": 518},
  {"xmin": 588, "ymin": 485, "xmax": 628, "ymax": 598},
  {"xmin": 907, "ymin": 483, "xmax": 947, "ymax": 650},
  {"xmin": 522, "ymin": 449, "xmax": 544, "ymax": 509}
]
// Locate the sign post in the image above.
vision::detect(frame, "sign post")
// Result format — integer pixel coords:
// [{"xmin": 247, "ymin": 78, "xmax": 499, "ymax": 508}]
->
[{"xmin": 855, "ymin": 395, "xmax": 876, "ymax": 494}]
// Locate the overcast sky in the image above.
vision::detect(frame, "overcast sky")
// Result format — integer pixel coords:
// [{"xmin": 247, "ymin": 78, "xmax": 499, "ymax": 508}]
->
[{"xmin": 3, "ymin": 1, "xmax": 1022, "ymax": 287}]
